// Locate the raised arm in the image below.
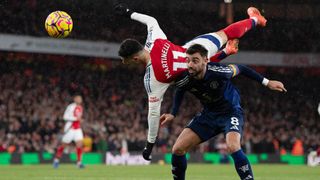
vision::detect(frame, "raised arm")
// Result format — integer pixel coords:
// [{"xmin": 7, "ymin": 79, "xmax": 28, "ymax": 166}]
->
[
  {"xmin": 114, "ymin": 3, "xmax": 167, "ymax": 43},
  {"xmin": 208, "ymin": 63, "xmax": 286, "ymax": 92},
  {"xmin": 229, "ymin": 64, "xmax": 287, "ymax": 92}
]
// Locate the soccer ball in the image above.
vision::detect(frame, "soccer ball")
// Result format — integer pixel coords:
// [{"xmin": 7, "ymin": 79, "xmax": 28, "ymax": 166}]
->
[{"xmin": 45, "ymin": 11, "xmax": 73, "ymax": 38}]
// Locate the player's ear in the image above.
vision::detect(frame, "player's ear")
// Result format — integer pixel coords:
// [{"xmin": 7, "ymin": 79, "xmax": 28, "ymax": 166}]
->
[
  {"xmin": 132, "ymin": 56, "xmax": 139, "ymax": 62},
  {"xmin": 204, "ymin": 56, "xmax": 209, "ymax": 63}
]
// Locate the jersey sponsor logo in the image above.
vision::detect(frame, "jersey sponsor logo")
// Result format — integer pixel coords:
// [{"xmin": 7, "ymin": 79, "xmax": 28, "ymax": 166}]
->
[
  {"xmin": 149, "ymin": 96, "xmax": 160, "ymax": 103},
  {"xmin": 161, "ymin": 42, "xmax": 171, "ymax": 79}
]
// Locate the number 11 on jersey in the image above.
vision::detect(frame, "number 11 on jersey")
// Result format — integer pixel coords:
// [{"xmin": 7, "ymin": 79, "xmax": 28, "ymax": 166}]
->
[{"xmin": 172, "ymin": 51, "xmax": 187, "ymax": 71}]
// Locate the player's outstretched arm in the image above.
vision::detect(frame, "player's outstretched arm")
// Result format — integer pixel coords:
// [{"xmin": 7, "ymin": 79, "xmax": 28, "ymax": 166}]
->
[
  {"xmin": 114, "ymin": 3, "xmax": 166, "ymax": 41},
  {"xmin": 114, "ymin": 3, "xmax": 159, "ymax": 28},
  {"xmin": 229, "ymin": 64, "xmax": 287, "ymax": 92}
]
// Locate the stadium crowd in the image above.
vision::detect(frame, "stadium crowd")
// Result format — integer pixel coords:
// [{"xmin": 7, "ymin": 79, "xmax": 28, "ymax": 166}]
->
[
  {"xmin": 1, "ymin": 0, "xmax": 320, "ymax": 52},
  {"xmin": 0, "ymin": 52, "xmax": 319, "ymax": 155}
]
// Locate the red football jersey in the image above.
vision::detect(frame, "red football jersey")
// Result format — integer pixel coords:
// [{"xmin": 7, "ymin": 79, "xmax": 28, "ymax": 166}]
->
[{"xmin": 150, "ymin": 39, "xmax": 188, "ymax": 83}]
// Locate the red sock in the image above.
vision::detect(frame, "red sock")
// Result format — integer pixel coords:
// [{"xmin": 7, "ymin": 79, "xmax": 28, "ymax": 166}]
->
[
  {"xmin": 222, "ymin": 19, "xmax": 254, "ymax": 40},
  {"xmin": 210, "ymin": 51, "xmax": 227, "ymax": 62},
  {"xmin": 55, "ymin": 146, "xmax": 64, "ymax": 159},
  {"xmin": 76, "ymin": 147, "xmax": 83, "ymax": 162}
]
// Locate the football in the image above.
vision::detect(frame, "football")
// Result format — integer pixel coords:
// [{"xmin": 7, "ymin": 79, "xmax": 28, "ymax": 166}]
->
[{"xmin": 45, "ymin": 11, "xmax": 73, "ymax": 38}]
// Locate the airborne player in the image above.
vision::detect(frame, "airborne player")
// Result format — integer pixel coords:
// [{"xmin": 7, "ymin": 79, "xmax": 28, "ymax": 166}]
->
[{"xmin": 115, "ymin": 3, "xmax": 267, "ymax": 160}]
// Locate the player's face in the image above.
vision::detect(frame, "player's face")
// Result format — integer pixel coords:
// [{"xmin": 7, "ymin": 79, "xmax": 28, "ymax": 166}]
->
[
  {"xmin": 74, "ymin": 96, "xmax": 83, "ymax": 104},
  {"xmin": 186, "ymin": 53, "xmax": 208, "ymax": 79}
]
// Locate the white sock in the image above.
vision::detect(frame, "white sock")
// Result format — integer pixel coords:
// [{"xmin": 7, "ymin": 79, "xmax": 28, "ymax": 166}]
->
[{"xmin": 250, "ymin": 17, "xmax": 258, "ymax": 25}]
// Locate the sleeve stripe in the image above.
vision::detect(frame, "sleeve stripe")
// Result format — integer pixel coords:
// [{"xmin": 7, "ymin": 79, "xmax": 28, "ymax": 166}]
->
[{"xmin": 229, "ymin": 64, "xmax": 239, "ymax": 77}]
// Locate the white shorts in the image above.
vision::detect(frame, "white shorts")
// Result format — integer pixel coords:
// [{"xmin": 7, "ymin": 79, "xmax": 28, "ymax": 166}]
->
[
  {"xmin": 183, "ymin": 32, "xmax": 223, "ymax": 58},
  {"xmin": 62, "ymin": 128, "xmax": 84, "ymax": 144},
  {"xmin": 144, "ymin": 63, "xmax": 170, "ymax": 143},
  {"xmin": 144, "ymin": 63, "xmax": 170, "ymax": 99}
]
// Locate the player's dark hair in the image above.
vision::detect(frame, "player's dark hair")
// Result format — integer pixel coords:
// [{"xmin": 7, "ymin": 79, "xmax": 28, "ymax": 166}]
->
[
  {"xmin": 118, "ymin": 39, "xmax": 143, "ymax": 58},
  {"xmin": 186, "ymin": 44, "xmax": 208, "ymax": 57}
]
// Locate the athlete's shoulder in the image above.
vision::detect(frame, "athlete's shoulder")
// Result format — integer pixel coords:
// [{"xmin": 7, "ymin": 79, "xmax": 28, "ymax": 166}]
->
[
  {"xmin": 66, "ymin": 102, "xmax": 76, "ymax": 109},
  {"xmin": 207, "ymin": 62, "xmax": 232, "ymax": 73},
  {"xmin": 174, "ymin": 70, "xmax": 190, "ymax": 88}
]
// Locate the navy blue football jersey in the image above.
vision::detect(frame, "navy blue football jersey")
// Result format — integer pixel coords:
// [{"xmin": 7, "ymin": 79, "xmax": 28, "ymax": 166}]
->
[{"xmin": 172, "ymin": 62, "xmax": 243, "ymax": 115}]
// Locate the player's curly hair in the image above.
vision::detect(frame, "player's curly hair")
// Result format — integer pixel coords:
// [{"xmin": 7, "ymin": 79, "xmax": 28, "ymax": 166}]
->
[
  {"xmin": 118, "ymin": 39, "xmax": 143, "ymax": 58},
  {"xmin": 186, "ymin": 44, "xmax": 208, "ymax": 58}
]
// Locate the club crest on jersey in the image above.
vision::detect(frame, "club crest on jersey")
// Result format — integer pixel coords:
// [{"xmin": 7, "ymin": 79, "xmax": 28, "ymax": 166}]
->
[{"xmin": 210, "ymin": 81, "xmax": 219, "ymax": 89}]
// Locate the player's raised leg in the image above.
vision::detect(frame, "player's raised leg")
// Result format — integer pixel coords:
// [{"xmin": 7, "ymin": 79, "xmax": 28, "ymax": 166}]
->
[
  {"xmin": 171, "ymin": 128, "xmax": 202, "ymax": 180},
  {"xmin": 221, "ymin": 7, "xmax": 266, "ymax": 40},
  {"xmin": 183, "ymin": 7, "xmax": 266, "ymax": 58}
]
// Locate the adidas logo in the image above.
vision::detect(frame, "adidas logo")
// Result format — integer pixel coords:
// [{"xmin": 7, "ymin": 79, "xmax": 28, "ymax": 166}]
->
[
  {"xmin": 243, "ymin": 175, "xmax": 253, "ymax": 180},
  {"xmin": 230, "ymin": 125, "xmax": 239, "ymax": 130}
]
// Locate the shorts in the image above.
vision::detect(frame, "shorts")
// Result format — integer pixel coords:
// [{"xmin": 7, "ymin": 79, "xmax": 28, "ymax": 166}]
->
[
  {"xmin": 186, "ymin": 110, "xmax": 244, "ymax": 142},
  {"xmin": 183, "ymin": 33, "xmax": 223, "ymax": 58},
  {"xmin": 62, "ymin": 128, "xmax": 84, "ymax": 144}
]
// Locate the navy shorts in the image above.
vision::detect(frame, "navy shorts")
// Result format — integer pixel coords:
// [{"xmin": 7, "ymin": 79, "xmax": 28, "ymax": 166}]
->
[{"xmin": 186, "ymin": 110, "xmax": 244, "ymax": 142}]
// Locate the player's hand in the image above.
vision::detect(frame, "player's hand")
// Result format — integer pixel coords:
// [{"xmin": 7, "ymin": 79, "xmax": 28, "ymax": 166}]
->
[
  {"xmin": 160, "ymin": 113, "xmax": 175, "ymax": 126},
  {"xmin": 225, "ymin": 39, "xmax": 239, "ymax": 55},
  {"xmin": 142, "ymin": 141, "xmax": 154, "ymax": 161},
  {"xmin": 267, "ymin": 80, "xmax": 287, "ymax": 92},
  {"xmin": 113, "ymin": 3, "xmax": 132, "ymax": 17}
]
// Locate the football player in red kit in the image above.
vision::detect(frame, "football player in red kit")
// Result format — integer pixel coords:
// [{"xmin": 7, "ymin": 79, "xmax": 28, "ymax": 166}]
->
[
  {"xmin": 53, "ymin": 95, "xmax": 85, "ymax": 168},
  {"xmin": 114, "ymin": 3, "xmax": 266, "ymax": 160}
]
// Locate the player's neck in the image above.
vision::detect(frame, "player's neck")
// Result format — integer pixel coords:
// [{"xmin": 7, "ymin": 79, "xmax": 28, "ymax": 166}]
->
[
  {"xmin": 195, "ymin": 66, "xmax": 207, "ymax": 80},
  {"xmin": 143, "ymin": 49, "xmax": 151, "ymax": 64}
]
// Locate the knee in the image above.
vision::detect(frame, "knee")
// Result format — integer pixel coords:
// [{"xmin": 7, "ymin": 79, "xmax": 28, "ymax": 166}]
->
[
  {"xmin": 76, "ymin": 141, "xmax": 83, "ymax": 147},
  {"xmin": 227, "ymin": 142, "xmax": 241, "ymax": 154},
  {"xmin": 172, "ymin": 145, "xmax": 187, "ymax": 156}
]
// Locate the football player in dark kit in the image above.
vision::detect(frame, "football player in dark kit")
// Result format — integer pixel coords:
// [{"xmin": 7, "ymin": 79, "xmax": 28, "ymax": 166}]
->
[{"xmin": 160, "ymin": 44, "xmax": 287, "ymax": 180}]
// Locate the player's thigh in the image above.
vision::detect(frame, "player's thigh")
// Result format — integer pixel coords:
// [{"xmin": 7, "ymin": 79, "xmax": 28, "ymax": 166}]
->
[
  {"xmin": 224, "ymin": 113, "xmax": 244, "ymax": 153},
  {"xmin": 172, "ymin": 128, "xmax": 202, "ymax": 155},
  {"xmin": 62, "ymin": 130, "xmax": 73, "ymax": 144},
  {"xmin": 74, "ymin": 129, "xmax": 84, "ymax": 145},
  {"xmin": 144, "ymin": 64, "xmax": 170, "ymax": 101},
  {"xmin": 183, "ymin": 32, "xmax": 224, "ymax": 58}
]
